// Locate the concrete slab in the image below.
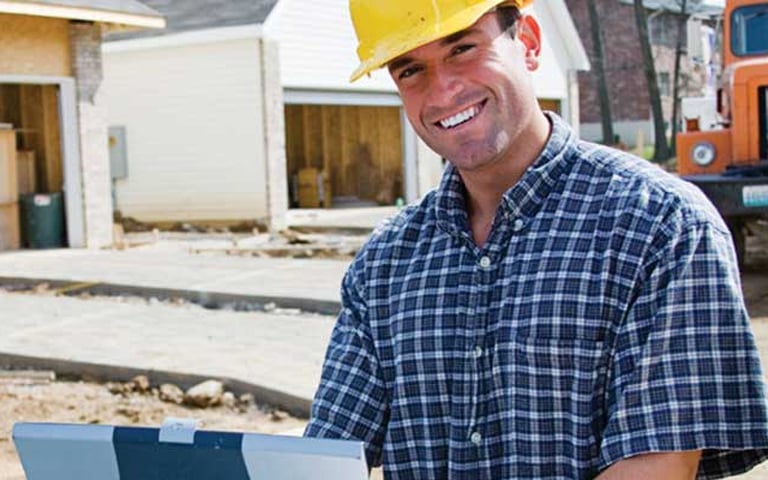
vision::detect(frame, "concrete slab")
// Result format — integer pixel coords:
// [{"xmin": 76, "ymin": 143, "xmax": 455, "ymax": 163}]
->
[
  {"xmin": 0, "ymin": 248, "xmax": 349, "ymax": 308},
  {"xmin": 0, "ymin": 291, "xmax": 335, "ymax": 416}
]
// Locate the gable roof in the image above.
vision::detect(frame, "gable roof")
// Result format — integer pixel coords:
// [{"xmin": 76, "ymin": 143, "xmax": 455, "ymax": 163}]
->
[
  {"xmin": 106, "ymin": 0, "xmax": 278, "ymax": 41},
  {"xmin": 0, "ymin": 0, "xmax": 165, "ymax": 28}
]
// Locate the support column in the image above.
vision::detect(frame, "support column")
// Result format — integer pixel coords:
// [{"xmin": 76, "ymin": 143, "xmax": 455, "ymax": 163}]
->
[
  {"xmin": 260, "ymin": 37, "xmax": 288, "ymax": 232},
  {"xmin": 69, "ymin": 21, "xmax": 112, "ymax": 248}
]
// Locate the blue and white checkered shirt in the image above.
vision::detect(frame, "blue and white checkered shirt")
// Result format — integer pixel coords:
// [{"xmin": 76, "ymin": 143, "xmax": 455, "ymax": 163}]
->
[{"xmin": 305, "ymin": 113, "xmax": 768, "ymax": 479}]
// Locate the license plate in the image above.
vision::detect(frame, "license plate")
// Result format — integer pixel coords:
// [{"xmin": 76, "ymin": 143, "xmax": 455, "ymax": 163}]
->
[{"xmin": 743, "ymin": 185, "xmax": 768, "ymax": 207}]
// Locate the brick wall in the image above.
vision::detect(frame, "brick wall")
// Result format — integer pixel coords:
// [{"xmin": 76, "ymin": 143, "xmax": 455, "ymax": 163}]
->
[
  {"xmin": 564, "ymin": 0, "xmax": 707, "ymax": 127},
  {"xmin": 69, "ymin": 20, "xmax": 113, "ymax": 248}
]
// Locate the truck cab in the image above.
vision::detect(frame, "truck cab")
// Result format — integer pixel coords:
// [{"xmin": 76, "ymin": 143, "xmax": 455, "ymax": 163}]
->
[{"xmin": 676, "ymin": 0, "xmax": 768, "ymax": 265}]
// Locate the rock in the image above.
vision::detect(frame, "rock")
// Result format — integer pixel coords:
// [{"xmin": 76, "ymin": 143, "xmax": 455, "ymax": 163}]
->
[
  {"xmin": 221, "ymin": 391, "xmax": 237, "ymax": 408},
  {"xmin": 238, "ymin": 393, "xmax": 255, "ymax": 406},
  {"xmin": 132, "ymin": 375, "xmax": 150, "ymax": 393},
  {"xmin": 269, "ymin": 409, "xmax": 289, "ymax": 422},
  {"xmin": 184, "ymin": 380, "xmax": 224, "ymax": 408},
  {"xmin": 106, "ymin": 381, "xmax": 130, "ymax": 395},
  {"xmin": 158, "ymin": 383, "xmax": 184, "ymax": 404}
]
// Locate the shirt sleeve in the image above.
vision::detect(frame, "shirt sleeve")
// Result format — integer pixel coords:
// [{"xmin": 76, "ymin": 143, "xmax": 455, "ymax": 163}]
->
[
  {"xmin": 303, "ymin": 257, "xmax": 389, "ymax": 468},
  {"xmin": 599, "ymin": 219, "xmax": 768, "ymax": 478}
]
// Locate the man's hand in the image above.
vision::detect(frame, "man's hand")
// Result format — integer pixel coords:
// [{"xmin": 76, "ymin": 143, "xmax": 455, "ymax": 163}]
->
[{"xmin": 597, "ymin": 450, "xmax": 702, "ymax": 479}]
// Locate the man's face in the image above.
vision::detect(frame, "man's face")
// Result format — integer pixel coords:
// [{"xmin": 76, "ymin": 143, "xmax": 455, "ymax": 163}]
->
[{"xmin": 388, "ymin": 12, "xmax": 541, "ymax": 173}]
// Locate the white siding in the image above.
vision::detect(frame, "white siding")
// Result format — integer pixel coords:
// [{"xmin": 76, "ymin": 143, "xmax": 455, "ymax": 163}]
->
[
  {"xmin": 531, "ymin": 3, "xmax": 570, "ymax": 101},
  {"xmin": 266, "ymin": 0, "xmax": 399, "ymax": 92},
  {"xmin": 102, "ymin": 38, "xmax": 269, "ymax": 222}
]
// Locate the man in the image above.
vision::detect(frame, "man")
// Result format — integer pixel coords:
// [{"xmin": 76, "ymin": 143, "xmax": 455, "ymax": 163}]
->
[{"xmin": 305, "ymin": 1, "xmax": 768, "ymax": 478}]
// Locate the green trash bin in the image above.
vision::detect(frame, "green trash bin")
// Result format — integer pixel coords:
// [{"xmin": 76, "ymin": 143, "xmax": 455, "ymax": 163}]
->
[{"xmin": 19, "ymin": 192, "xmax": 66, "ymax": 249}]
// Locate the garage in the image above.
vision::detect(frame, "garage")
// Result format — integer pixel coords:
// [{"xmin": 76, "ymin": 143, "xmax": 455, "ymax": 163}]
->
[
  {"xmin": 0, "ymin": 2, "xmax": 164, "ymax": 252},
  {"xmin": 0, "ymin": 83, "xmax": 66, "ymax": 249},
  {"xmin": 285, "ymin": 104, "xmax": 404, "ymax": 209}
]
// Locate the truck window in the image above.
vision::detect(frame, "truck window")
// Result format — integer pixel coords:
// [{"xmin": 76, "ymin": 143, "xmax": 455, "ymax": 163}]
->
[{"xmin": 732, "ymin": 5, "xmax": 768, "ymax": 56}]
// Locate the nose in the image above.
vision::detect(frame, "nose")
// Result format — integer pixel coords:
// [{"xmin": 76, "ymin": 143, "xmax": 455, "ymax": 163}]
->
[{"xmin": 423, "ymin": 65, "xmax": 464, "ymax": 108}]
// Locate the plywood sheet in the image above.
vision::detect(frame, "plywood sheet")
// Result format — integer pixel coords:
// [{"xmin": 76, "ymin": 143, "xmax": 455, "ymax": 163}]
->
[
  {"xmin": 19, "ymin": 85, "xmax": 63, "ymax": 193},
  {"xmin": 17, "ymin": 150, "xmax": 36, "ymax": 195},
  {"xmin": 0, "ymin": 129, "xmax": 18, "ymax": 204},
  {"xmin": 0, "ymin": 14, "xmax": 71, "ymax": 76},
  {"xmin": 0, "ymin": 202, "xmax": 20, "ymax": 251}
]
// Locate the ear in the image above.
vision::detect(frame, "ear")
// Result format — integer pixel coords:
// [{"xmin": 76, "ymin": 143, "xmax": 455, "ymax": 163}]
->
[{"xmin": 517, "ymin": 14, "xmax": 541, "ymax": 71}]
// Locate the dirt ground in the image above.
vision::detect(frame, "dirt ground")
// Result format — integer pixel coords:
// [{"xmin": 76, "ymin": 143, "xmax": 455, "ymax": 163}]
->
[
  {"xmin": 0, "ymin": 379, "xmax": 308, "ymax": 480},
  {"xmin": 1, "ymin": 220, "xmax": 767, "ymax": 479}
]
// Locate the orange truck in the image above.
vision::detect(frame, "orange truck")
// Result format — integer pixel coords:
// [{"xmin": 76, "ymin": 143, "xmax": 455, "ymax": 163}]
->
[{"xmin": 676, "ymin": 0, "xmax": 768, "ymax": 265}]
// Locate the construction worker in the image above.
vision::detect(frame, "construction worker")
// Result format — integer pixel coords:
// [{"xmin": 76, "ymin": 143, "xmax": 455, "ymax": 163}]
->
[{"xmin": 305, "ymin": 1, "xmax": 768, "ymax": 478}]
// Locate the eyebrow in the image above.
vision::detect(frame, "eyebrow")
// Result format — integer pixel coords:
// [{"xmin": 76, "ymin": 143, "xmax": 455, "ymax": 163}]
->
[{"xmin": 388, "ymin": 27, "xmax": 478, "ymax": 73}]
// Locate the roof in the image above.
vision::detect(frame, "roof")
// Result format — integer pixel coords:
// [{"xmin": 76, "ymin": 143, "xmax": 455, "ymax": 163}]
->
[
  {"xmin": 0, "ymin": 0, "xmax": 165, "ymax": 28},
  {"xmin": 105, "ymin": 0, "xmax": 278, "ymax": 42}
]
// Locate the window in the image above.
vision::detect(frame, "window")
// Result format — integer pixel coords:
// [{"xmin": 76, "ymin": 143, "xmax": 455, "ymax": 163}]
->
[{"xmin": 731, "ymin": 5, "xmax": 768, "ymax": 56}]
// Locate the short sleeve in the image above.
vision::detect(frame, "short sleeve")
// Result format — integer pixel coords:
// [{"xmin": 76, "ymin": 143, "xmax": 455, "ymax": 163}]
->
[
  {"xmin": 599, "ymin": 220, "xmax": 768, "ymax": 478},
  {"xmin": 304, "ymin": 258, "xmax": 389, "ymax": 468}
]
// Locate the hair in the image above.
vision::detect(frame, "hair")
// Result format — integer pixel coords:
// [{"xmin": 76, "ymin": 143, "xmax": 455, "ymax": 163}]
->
[{"xmin": 495, "ymin": 5, "xmax": 521, "ymax": 38}]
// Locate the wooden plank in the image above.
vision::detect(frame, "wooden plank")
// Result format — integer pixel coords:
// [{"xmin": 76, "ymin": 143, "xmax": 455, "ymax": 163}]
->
[
  {"xmin": 42, "ymin": 85, "xmax": 62, "ymax": 192},
  {"xmin": 377, "ymin": 107, "xmax": 404, "ymax": 204},
  {"xmin": 297, "ymin": 167, "xmax": 321, "ymax": 208},
  {"xmin": 325, "ymin": 106, "xmax": 344, "ymax": 199},
  {"xmin": 0, "ymin": 202, "xmax": 20, "ymax": 250},
  {"xmin": 17, "ymin": 150, "xmax": 36, "ymax": 195},
  {"xmin": 19, "ymin": 85, "xmax": 44, "ymax": 191},
  {"xmin": 356, "ymin": 106, "xmax": 378, "ymax": 202},
  {"xmin": 304, "ymin": 105, "xmax": 324, "ymax": 170},
  {"xmin": 0, "ymin": 84, "xmax": 21, "ymax": 126},
  {"xmin": 339, "ymin": 107, "xmax": 357, "ymax": 199},
  {"xmin": 0, "ymin": 129, "xmax": 18, "ymax": 204}
]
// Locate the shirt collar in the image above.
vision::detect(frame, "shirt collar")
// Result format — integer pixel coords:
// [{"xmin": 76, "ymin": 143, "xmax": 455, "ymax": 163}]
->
[{"xmin": 434, "ymin": 112, "xmax": 577, "ymax": 237}]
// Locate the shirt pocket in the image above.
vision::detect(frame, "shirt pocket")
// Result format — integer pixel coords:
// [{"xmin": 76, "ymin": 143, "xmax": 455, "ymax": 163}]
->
[{"xmin": 495, "ymin": 335, "xmax": 608, "ymax": 468}]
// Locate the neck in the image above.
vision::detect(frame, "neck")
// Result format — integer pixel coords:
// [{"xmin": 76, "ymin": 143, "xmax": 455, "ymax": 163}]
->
[{"xmin": 460, "ymin": 112, "xmax": 551, "ymax": 223}]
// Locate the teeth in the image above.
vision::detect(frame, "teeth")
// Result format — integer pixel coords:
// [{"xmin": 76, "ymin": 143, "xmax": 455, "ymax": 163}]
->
[{"xmin": 439, "ymin": 105, "xmax": 479, "ymax": 129}]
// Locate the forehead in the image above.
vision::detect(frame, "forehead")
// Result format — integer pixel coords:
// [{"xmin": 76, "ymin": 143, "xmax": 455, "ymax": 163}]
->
[{"xmin": 387, "ymin": 12, "xmax": 500, "ymax": 67}]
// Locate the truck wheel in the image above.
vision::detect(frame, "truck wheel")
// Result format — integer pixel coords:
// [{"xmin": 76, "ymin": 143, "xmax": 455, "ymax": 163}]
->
[{"xmin": 727, "ymin": 218, "xmax": 746, "ymax": 269}]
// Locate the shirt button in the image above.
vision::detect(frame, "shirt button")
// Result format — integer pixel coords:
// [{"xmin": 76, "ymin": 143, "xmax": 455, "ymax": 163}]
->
[
  {"xmin": 479, "ymin": 256, "xmax": 491, "ymax": 268},
  {"xmin": 473, "ymin": 346, "xmax": 483, "ymax": 359},
  {"xmin": 470, "ymin": 431, "xmax": 482, "ymax": 445},
  {"xmin": 513, "ymin": 218, "xmax": 525, "ymax": 232}
]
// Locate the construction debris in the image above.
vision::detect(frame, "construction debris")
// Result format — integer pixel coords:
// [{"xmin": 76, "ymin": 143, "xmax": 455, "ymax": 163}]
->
[
  {"xmin": 159, "ymin": 384, "xmax": 184, "ymax": 405},
  {"xmin": 0, "ymin": 370, "xmax": 55, "ymax": 385},
  {"xmin": 183, "ymin": 380, "xmax": 224, "ymax": 408}
]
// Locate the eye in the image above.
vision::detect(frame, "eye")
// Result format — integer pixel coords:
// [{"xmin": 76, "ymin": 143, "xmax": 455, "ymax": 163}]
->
[
  {"xmin": 451, "ymin": 44, "xmax": 475, "ymax": 56},
  {"xmin": 398, "ymin": 65, "xmax": 422, "ymax": 80}
]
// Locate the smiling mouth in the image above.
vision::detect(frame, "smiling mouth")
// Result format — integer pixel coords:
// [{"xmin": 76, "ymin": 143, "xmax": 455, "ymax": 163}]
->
[{"xmin": 435, "ymin": 100, "xmax": 486, "ymax": 130}]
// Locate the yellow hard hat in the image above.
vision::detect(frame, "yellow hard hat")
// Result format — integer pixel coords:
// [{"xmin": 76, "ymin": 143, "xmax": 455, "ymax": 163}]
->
[{"xmin": 349, "ymin": 0, "xmax": 533, "ymax": 82}]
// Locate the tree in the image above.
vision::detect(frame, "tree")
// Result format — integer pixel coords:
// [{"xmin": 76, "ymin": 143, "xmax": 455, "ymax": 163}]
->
[
  {"xmin": 587, "ymin": 0, "xmax": 614, "ymax": 145},
  {"xmin": 670, "ymin": 0, "xmax": 688, "ymax": 154},
  {"xmin": 633, "ymin": 0, "xmax": 672, "ymax": 162}
]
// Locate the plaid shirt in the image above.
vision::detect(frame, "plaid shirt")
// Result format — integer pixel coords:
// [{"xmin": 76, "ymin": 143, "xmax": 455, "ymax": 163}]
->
[{"xmin": 305, "ymin": 114, "xmax": 768, "ymax": 479}]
